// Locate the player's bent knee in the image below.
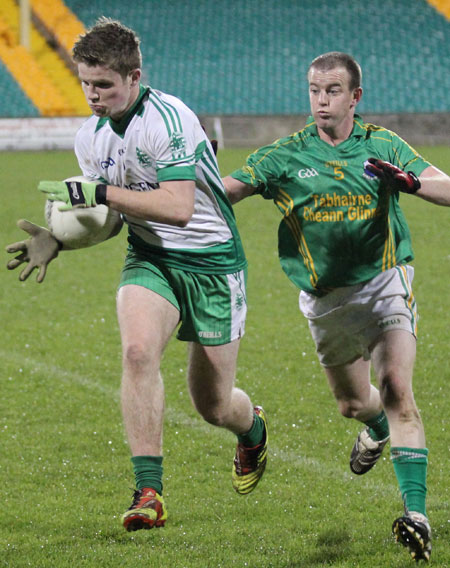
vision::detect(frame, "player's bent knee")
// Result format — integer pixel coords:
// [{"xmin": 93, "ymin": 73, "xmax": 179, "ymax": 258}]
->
[
  {"xmin": 196, "ymin": 404, "xmax": 230, "ymax": 428},
  {"xmin": 337, "ymin": 399, "xmax": 367, "ymax": 419}
]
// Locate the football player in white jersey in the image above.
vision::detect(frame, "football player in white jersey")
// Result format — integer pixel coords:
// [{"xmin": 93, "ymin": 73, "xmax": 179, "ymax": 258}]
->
[{"xmin": 6, "ymin": 18, "xmax": 268, "ymax": 530}]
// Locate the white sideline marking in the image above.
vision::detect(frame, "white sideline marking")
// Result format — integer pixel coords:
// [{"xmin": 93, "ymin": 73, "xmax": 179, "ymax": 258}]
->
[
  {"xmin": 3, "ymin": 349, "xmax": 400, "ymax": 492},
  {"xmin": 2, "ymin": 349, "xmax": 120, "ymax": 399}
]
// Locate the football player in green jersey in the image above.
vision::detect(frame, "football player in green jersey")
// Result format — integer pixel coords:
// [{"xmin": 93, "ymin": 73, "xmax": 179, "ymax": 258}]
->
[
  {"xmin": 6, "ymin": 18, "xmax": 268, "ymax": 530},
  {"xmin": 224, "ymin": 52, "xmax": 450, "ymax": 562}
]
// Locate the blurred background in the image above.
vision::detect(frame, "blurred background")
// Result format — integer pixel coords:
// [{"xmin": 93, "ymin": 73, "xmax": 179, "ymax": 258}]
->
[{"xmin": 0, "ymin": 0, "xmax": 449, "ymax": 149}]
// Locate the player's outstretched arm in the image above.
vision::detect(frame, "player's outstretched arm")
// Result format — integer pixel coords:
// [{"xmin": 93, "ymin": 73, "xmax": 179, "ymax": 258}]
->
[
  {"xmin": 222, "ymin": 176, "xmax": 256, "ymax": 204},
  {"xmin": 6, "ymin": 220, "xmax": 61, "ymax": 283},
  {"xmin": 414, "ymin": 165, "xmax": 450, "ymax": 206}
]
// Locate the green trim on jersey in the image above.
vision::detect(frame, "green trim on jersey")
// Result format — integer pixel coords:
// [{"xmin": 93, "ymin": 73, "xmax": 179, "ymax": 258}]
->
[
  {"xmin": 231, "ymin": 114, "xmax": 430, "ymax": 295},
  {"xmin": 157, "ymin": 141, "xmax": 207, "ymax": 181},
  {"xmin": 149, "ymin": 90, "xmax": 183, "ymax": 136},
  {"xmin": 157, "ymin": 163, "xmax": 196, "ymax": 181}
]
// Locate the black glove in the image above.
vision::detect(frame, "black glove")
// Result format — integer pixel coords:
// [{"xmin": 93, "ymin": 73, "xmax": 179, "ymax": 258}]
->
[{"xmin": 365, "ymin": 158, "xmax": 421, "ymax": 194}]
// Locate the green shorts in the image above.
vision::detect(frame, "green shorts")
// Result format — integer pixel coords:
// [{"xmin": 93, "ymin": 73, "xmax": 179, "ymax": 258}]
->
[{"xmin": 119, "ymin": 251, "xmax": 247, "ymax": 345}]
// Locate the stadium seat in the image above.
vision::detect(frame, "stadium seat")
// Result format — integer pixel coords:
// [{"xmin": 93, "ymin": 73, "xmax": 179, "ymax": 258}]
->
[
  {"xmin": 0, "ymin": 60, "xmax": 38, "ymax": 117},
  {"xmin": 1, "ymin": 0, "xmax": 449, "ymax": 116}
]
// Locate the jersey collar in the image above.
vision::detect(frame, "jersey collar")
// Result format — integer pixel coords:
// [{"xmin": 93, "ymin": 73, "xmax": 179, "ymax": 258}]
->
[
  {"xmin": 352, "ymin": 114, "xmax": 367, "ymax": 137},
  {"xmin": 306, "ymin": 113, "xmax": 366, "ymax": 139}
]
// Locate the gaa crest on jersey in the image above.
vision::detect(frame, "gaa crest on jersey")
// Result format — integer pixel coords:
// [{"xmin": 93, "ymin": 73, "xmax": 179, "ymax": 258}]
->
[
  {"xmin": 298, "ymin": 168, "xmax": 318, "ymax": 179},
  {"xmin": 170, "ymin": 131, "xmax": 187, "ymax": 159},
  {"xmin": 136, "ymin": 147, "xmax": 152, "ymax": 167}
]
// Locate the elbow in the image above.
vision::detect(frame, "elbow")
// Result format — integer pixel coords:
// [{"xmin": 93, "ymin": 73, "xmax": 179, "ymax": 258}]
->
[
  {"xmin": 175, "ymin": 217, "xmax": 190, "ymax": 228},
  {"xmin": 227, "ymin": 193, "xmax": 239, "ymax": 205},
  {"xmin": 224, "ymin": 187, "xmax": 234, "ymax": 203},
  {"xmin": 172, "ymin": 207, "xmax": 194, "ymax": 227}
]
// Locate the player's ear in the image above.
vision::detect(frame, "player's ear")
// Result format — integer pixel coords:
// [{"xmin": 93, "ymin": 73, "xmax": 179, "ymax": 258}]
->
[
  {"xmin": 129, "ymin": 69, "xmax": 141, "ymax": 86},
  {"xmin": 352, "ymin": 87, "xmax": 363, "ymax": 107}
]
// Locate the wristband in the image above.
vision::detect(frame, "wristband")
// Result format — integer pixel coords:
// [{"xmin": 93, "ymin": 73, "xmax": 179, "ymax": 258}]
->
[
  {"xmin": 405, "ymin": 172, "xmax": 421, "ymax": 194},
  {"xmin": 95, "ymin": 184, "xmax": 108, "ymax": 204}
]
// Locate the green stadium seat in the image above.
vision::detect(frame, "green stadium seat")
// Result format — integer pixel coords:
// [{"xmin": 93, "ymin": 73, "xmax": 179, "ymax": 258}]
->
[
  {"xmin": 0, "ymin": 60, "xmax": 38, "ymax": 117},
  {"xmin": 2, "ymin": 0, "xmax": 449, "ymax": 116}
]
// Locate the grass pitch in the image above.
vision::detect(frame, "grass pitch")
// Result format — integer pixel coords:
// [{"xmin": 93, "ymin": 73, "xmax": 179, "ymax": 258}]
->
[{"xmin": 1, "ymin": 147, "xmax": 449, "ymax": 567}]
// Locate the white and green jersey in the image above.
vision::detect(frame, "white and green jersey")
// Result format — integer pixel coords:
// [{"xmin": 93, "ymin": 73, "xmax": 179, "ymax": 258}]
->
[
  {"xmin": 231, "ymin": 114, "xmax": 430, "ymax": 295},
  {"xmin": 75, "ymin": 85, "xmax": 246, "ymax": 274}
]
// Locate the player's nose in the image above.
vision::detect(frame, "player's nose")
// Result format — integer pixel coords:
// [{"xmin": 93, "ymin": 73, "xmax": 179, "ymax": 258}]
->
[
  {"xmin": 86, "ymin": 85, "xmax": 99, "ymax": 101},
  {"xmin": 318, "ymin": 91, "xmax": 328, "ymax": 105}
]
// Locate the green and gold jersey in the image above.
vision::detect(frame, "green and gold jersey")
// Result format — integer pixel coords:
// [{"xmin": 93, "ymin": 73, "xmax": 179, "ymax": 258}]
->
[
  {"xmin": 75, "ymin": 85, "xmax": 246, "ymax": 274},
  {"xmin": 231, "ymin": 114, "xmax": 430, "ymax": 295}
]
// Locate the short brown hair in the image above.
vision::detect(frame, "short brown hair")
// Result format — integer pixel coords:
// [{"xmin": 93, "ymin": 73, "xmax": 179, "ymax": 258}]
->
[
  {"xmin": 72, "ymin": 17, "xmax": 142, "ymax": 78},
  {"xmin": 308, "ymin": 52, "xmax": 362, "ymax": 90}
]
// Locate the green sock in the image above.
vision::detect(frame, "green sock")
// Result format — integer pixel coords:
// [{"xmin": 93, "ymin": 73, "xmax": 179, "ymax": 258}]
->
[
  {"xmin": 391, "ymin": 447, "xmax": 428, "ymax": 516},
  {"xmin": 131, "ymin": 455, "xmax": 163, "ymax": 494},
  {"xmin": 237, "ymin": 412, "xmax": 265, "ymax": 447},
  {"xmin": 364, "ymin": 410, "xmax": 389, "ymax": 441}
]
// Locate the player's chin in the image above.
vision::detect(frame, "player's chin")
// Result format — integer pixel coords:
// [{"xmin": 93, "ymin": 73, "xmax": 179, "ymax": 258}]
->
[
  {"xmin": 315, "ymin": 114, "xmax": 332, "ymax": 126},
  {"xmin": 90, "ymin": 106, "xmax": 108, "ymax": 116}
]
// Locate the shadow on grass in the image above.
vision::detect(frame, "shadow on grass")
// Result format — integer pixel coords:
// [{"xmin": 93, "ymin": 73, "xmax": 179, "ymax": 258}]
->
[{"xmin": 288, "ymin": 528, "xmax": 352, "ymax": 566}]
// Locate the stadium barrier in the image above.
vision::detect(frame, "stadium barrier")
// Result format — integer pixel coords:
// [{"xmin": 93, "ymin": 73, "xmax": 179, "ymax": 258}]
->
[
  {"xmin": 1, "ymin": 114, "xmax": 449, "ymax": 152},
  {"xmin": 0, "ymin": 117, "xmax": 86, "ymax": 151}
]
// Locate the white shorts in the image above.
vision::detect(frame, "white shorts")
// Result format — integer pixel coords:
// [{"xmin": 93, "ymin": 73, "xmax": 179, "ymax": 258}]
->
[{"xmin": 299, "ymin": 265, "xmax": 418, "ymax": 367}]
